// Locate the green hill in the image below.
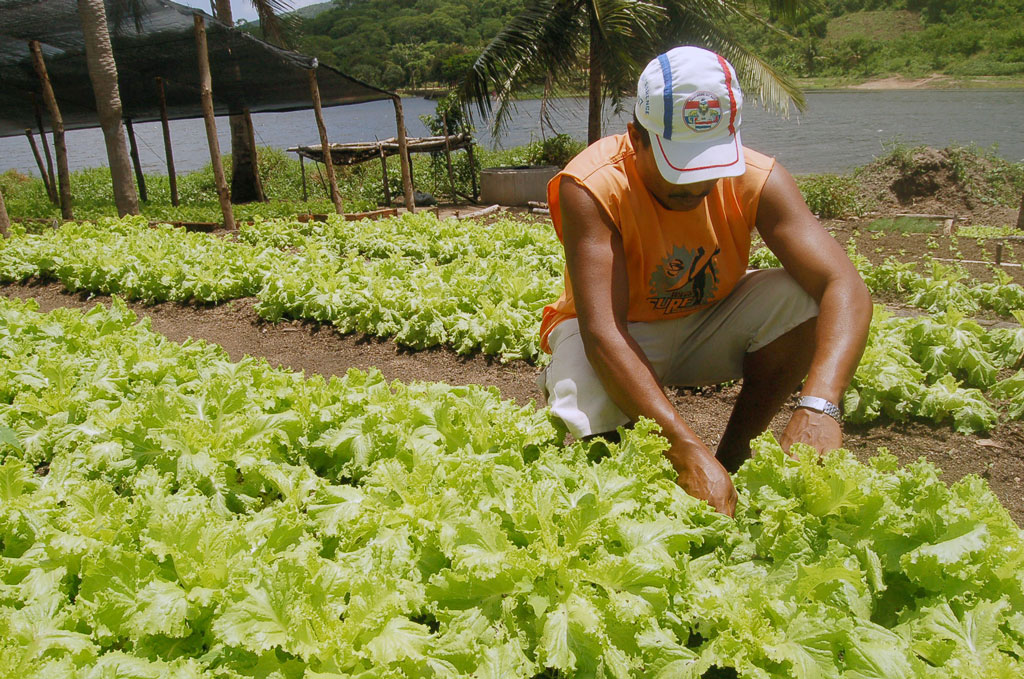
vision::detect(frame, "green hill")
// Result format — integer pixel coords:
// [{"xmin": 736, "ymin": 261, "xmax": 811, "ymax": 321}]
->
[
  {"xmin": 295, "ymin": 0, "xmax": 1024, "ymax": 90},
  {"xmin": 737, "ymin": 0, "xmax": 1024, "ymax": 81}
]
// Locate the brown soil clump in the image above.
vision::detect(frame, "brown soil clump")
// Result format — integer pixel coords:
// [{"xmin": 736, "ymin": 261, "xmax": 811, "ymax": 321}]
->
[{"xmin": 854, "ymin": 145, "xmax": 1021, "ymax": 225}]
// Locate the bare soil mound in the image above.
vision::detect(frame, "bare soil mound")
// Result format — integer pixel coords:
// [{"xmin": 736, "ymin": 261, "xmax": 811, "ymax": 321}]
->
[{"xmin": 854, "ymin": 145, "xmax": 1022, "ymax": 224}]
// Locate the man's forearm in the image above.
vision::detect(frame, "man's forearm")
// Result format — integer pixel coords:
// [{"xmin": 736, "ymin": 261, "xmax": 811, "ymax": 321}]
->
[
  {"xmin": 580, "ymin": 326, "xmax": 705, "ymax": 455},
  {"xmin": 801, "ymin": 276, "xmax": 872, "ymax": 404}
]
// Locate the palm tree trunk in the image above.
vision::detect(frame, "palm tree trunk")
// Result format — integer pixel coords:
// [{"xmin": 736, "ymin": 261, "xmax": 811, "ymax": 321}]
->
[
  {"xmin": 587, "ymin": 3, "xmax": 602, "ymax": 145},
  {"xmin": 0, "ymin": 186, "xmax": 10, "ymax": 238},
  {"xmin": 77, "ymin": 0, "xmax": 139, "ymax": 216},
  {"xmin": 214, "ymin": 0, "xmax": 263, "ymax": 204}
]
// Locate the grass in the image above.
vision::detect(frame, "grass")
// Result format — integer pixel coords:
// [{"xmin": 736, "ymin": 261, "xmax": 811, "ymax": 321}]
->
[{"xmin": 866, "ymin": 216, "xmax": 942, "ymax": 234}]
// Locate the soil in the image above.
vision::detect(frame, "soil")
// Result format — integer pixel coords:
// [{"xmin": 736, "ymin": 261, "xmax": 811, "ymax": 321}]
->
[{"xmin": 3, "ymin": 149, "xmax": 1023, "ymax": 524}]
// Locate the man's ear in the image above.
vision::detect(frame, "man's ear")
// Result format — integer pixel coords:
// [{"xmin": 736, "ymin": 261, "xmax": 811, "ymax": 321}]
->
[{"xmin": 626, "ymin": 121, "xmax": 639, "ymax": 147}]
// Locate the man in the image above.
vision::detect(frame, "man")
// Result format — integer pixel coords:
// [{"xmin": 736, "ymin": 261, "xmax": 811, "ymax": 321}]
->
[{"xmin": 537, "ymin": 46, "xmax": 872, "ymax": 516}]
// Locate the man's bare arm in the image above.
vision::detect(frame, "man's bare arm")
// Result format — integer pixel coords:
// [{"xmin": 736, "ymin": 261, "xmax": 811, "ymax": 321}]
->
[
  {"xmin": 755, "ymin": 163, "xmax": 873, "ymax": 452},
  {"xmin": 559, "ymin": 176, "xmax": 736, "ymax": 515}
]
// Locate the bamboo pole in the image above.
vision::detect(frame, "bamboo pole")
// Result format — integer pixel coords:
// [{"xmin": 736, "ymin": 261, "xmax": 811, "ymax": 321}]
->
[
  {"xmin": 392, "ymin": 96, "xmax": 415, "ymax": 213},
  {"xmin": 32, "ymin": 94, "xmax": 58, "ymax": 204},
  {"xmin": 308, "ymin": 67, "xmax": 343, "ymax": 214},
  {"xmin": 243, "ymin": 108, "xmax": 266, "ymax": 201},
  {"xmin": 379, "ymin": 145, "xmax": 391, "ymax": 207},
  {"xmin": 156, "ymin": 77, "xmax": 178, "ymax": 206},
  {"xmin": 466, "ymin": 140, "xmax": 478, "ymax": 201},
  {"xmin": 29, "ymin": 40, "xmax": 72, "ymax": 220},
  {"xmin": 193, "ymin": 15, "xmax": 235, "ymax": 230},
  {"xmin": 441, "ymin": 113, "xmax": 457, "ymax": 204},
  {"xmin": 299, "ymin": 154, "xmax": 308, "ymax": 202},
  {"xmin": 0, "ymin": 186, "xmax": 10, "ymax": 238},
  {"xmin": 24, "ymin": 128, "xmax": 52, "ymax": 198},
  {"xmin": 124, "ymin": 118, "xmax": 148, "ymax": 202}
]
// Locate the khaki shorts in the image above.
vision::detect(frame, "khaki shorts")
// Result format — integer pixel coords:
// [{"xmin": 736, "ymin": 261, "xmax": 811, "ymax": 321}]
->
[{"xmin": 537, "ymin": 268, "xmax": 819, "ymax": 438}]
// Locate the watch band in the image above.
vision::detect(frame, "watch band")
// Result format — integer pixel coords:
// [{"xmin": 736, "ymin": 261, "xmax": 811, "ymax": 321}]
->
[{"xmin": 796, "ymin": 395, "xmax": 843, "ymax": 423}]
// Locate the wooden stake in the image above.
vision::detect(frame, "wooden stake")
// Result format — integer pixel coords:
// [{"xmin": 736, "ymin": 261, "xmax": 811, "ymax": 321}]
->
[
  {"xmin": 0, "ymin": 186, "xmax": 10, "ymax": 238},
  {"xmin": 243, "ymin": 108, "xmax": 266, "ymax": 201},
  {"xmin": 441, "ymin": 112, "xmax": 456, "ymax": 204},
  {"xmin": 24, "ymin": 128, "xmax": 52, "ymax": 198},
  {"xmin": 379, "ymin": 145, "xmax": 391, "ymax": 207},
  {"xmin": 466, "ymin": 141, "xmax": 478, "ymax": 201},
  {"xmin": 29, "ymin": 40, "xmax": 72, "ymax": 220},
  {"xmin": 193, "ymin": 15, "xmax": 235, "ymax": 229},
  {"xmin": 156, "ymin": 77, "xmax": 178, "ymax": 206},
  {"xmin": 299, "ymin": 154, "xmax": 308, "ymax": 202},
  {"xmin": 308, "ymin": 68, "xmax": 343, "ymax": 214},
  {"xmin": 124, "ymin": 118, "xmax": 148, "ymax": 202},
  {"xmin": 32, "ymin": 94, "xmax": 57, "ymax": 204},
  {"xmin": 392, "ymin": 96, "xmax": 415, "ymax": 213}
]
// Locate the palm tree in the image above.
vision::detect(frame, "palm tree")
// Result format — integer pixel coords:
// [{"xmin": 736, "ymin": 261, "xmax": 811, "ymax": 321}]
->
[
  {"xmin": 77, "ymin": 0, "xmax": 139, "ymax": 216},
  {"xmin": 213, "ymin": 0, "xmax": 296, "ymax": 204},
  {"xmin": 0, "ymin": 185, "xmax": 10, "ymax": 238},
  {"xmin": 460, "ymin": 0, "xmax": 805, "ymax": 145}
]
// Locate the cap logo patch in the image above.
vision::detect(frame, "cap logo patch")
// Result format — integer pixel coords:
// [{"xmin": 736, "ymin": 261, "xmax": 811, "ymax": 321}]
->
[{"xmin": 682, "ymin": 91, "xmax": 722, "ymax": 133}]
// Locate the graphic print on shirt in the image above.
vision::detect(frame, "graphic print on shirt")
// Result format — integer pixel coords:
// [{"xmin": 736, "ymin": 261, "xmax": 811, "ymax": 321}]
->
[{"xmin": 648, "ymin": 245, "xmax": 721, "ymax": 314}]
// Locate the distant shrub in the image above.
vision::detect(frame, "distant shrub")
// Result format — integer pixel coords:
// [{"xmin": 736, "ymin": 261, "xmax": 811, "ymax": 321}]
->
[
  {"xmin": 525, "ymin": 134, "xmax": 586, "ymax": 168},
  {"xmin": 796, "ymin": 173, "xmax": 865, "ymax": 218}
]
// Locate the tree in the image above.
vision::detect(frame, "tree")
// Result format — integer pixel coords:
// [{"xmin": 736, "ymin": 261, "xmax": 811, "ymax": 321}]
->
[
  {"xmin": 213, "ymin": 0, "xmax": 296, "ymax": 204},
  {"xmin": 77, "ymin": 0, "xmax": 139, "ymax": 216},
  {"xmin": 460, "ymin": 0, "xmax": 806, "ymax": 145}
]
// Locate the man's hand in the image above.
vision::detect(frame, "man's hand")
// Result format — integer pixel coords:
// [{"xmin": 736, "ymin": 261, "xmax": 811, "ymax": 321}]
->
[
  {"xmin": 780, "ymin": 408, "xmax": 842, "ymax": 457},
  {"xmin": 668, "ymin": 440, "xmax": 737, "ymax": 516}
]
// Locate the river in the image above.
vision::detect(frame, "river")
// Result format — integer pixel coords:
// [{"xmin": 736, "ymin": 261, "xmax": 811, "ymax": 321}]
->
[{"xmin": 1, "ymin": 90, "xmax": 1022, "ymax": 177}]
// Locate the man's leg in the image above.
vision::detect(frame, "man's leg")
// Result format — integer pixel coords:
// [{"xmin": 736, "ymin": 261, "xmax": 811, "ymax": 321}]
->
[{"xmin": 716, "ymin": 316, "xmax": 816, "ymax": 473}]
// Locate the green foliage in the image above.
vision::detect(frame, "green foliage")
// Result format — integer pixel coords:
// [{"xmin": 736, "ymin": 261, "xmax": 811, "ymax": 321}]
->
[
  {"xmin": 867, "ymin": 216, "xmax": 940, "ymax": 233},
  {"xmin": 524, "ymin": 134, "xmax": 586, "ymax": 169},
  {"xmin": 733, "ymin": 2, "xmax": 1024, "ymax": 79},
  {"xmin": 1, "ymin": 295, "xmax": 1023, "ymax": 677},
  {"xmin": 796, "ymin": 173, "xmax": 866, "ymax": 218},
  {"xmin": 296, "ymin": 0, "xmax": 524, "ymax": 90}
]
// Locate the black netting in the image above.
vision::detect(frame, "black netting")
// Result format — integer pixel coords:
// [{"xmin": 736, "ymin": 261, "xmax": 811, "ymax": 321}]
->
[{"xmin": 0, "ymin": 0, "xmax": 393, "ymax": 138}]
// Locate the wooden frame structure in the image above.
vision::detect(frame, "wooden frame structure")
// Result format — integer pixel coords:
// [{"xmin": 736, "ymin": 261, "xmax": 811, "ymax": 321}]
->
[{"xmin": 288, "ymin": 132, "xmax": 477, "ymax": 207}]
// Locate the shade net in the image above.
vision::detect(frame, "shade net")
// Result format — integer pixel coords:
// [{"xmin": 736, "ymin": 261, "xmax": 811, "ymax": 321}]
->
[{"xmin": 0, "ymin": 0, "xmax": 393, "ymax": 138}]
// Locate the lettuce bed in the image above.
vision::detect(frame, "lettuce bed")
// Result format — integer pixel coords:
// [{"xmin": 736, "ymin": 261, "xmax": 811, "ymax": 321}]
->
[{"xmin": 1, "ymin": 297, "xmax": 1022, "ymax": 678}]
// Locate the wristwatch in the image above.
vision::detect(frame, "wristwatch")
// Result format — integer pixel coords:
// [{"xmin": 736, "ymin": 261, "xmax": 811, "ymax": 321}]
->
[{"xmin": 796, "ymin": 395, "xmax": 843, "ymax": 423}]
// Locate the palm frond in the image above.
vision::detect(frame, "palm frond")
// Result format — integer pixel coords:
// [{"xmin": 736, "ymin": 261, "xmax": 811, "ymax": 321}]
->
[
  {"xmin": 249, "ymin": 0, "xmax": 300, "ymax": 47},
  {"xmin": 459, "ymin": 0, "xmax": 587, "ymax": 137}
]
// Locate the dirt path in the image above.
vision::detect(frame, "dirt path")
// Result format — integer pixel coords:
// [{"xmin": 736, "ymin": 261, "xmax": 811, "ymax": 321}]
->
[{"xmin": 3, "ymin": 280, "xmax": 1023, "ymax": 525}]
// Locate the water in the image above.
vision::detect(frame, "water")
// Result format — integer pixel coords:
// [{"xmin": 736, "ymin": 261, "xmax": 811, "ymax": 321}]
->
[{"xmin": 1, "ymin": 90, "xmax": 1022, "ymax": 177}]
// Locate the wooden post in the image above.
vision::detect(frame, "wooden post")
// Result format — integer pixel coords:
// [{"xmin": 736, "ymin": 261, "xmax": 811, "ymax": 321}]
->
[
  {"xmin": 1017, "ymin": 192, "xmax": 1024, "ymax": 231},
  {"xmin": 243, "ymin": 108, "xmax": 266, "ymax": 201},
  {"xmin": 379, "ymin": 145, "xmax": 391, "ymax": 207},
  {"xmin": 24, "ymin": 128, "xmax": 52, "ymax": 199},
  {"xmin": 124, "ymin": 118, "xmax": 148, "ymax": 202},
  {"xmin": 32, "ymin": 94, "xmax": 58, "ymax": 205},
  {"xmin": 307, "ymin": 68, "xmax": 343, "ymax": 214},
  {"xmin": 441, "ymin": 112, "xmax": 457, "ymax": 204},
  {"xmin": 299, "ymin": 154, "xmax": 308, "ymax": 202},
  {"xmin": 29, "ymin": 40, "xmax": 72, "ymax": 220},
  {"xmin": 466, "ymin": 140, "xmax": 478, "ymax": 201},
  {"xmin": 0, "ymin": 186, "xmax": 10, "ymax": 238},
  {"xmin": 156, "ymin": 77, "xmax": 178, "ymax": 206},
  {"xmin": 392, "ymin": 95, "xmax": 415, "ymax": 213},
  {"xmin": 193, "ymin": 15, "xmax": 235, "ymax": 230}
]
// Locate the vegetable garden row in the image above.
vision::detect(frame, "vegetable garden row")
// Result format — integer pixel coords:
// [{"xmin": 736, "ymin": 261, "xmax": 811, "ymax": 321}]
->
[
  {"xmin": 2, "ymin": 215, "xmax": 1024, "ymax": 433},
  {"xmin": 1, "ymin": 296, "xmax": 1022, "ymax": 678}
]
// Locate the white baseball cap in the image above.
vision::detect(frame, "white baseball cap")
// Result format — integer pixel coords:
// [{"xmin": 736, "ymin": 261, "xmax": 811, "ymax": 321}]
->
[{"xmin": 634, "ymin": 46, "xmax": 745, "ymax": 184}]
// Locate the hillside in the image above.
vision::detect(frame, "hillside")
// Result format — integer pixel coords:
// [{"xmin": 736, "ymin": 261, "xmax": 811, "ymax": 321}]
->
[
  {"xmin": 293, "ymin": 0, "xmax": 1024, "ymax": 90},
  {"xmin": 737, "ymin": 0, "xmax": 1024, "ymax": 81}
]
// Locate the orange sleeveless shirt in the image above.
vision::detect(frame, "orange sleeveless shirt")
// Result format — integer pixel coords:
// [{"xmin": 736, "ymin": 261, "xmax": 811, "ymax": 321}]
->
[{"xmin": 540, "ymin": 133, "xmax": 775, "ymax": 353}]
